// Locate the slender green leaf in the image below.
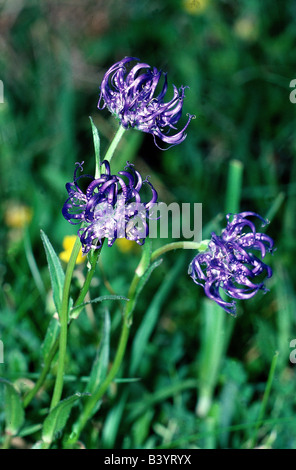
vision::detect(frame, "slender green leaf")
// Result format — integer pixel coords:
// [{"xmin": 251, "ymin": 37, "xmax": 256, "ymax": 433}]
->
[
  {"xmin": 135, "ymin": 237, "xmax": 152, "ymax": 277},
  {"xmin": 127, "ymin": 258, "xmax": 163, "ymax": 321},
  {"xmin": 275, "ymin": 262, "xmax": 295, "ymax": 370},
  {"xmin": 111, "ymin": 130, "xmax": 143, "ymax": 174},
  {"xmin": 155, "ymin": 417, "xmax": 295, "ymax": 450},
  {"xmin": 224, "ymin": 159, "xmax": 244, "ymax": 213},
  {"xmin": 89, "ymin": 116, "xmax": 101, "ymax": 178},
  {"xmin": 127, "ymin": 379, "xmax": 197, "ymax": 423},
  {"xmin": 249, "ymin": 351, "xmax": 279, "ymax": 448},
  {"xmin": 42, "ymin": 393, "xmax": 87, "ymax": 444},
  {"xmin": 0, "ymin": 378, "xmax": 25, "ymax": 435},
  {"xmin": 19, "ymin": 423, "xmax": 43, "ymax": 438},
  {"xmin": 85, "ymin": 310, "xmax": 111, "ymax": 394},
  {"xmin": 41, "ymin": 316, "xmax": 60, "ymax": 360},
  {"xmin": 70, "ymin": 295, "xmax": 128, "ymax": 320},
  {"xmin": 24, "ymin": 229, "xmax": 46, "ymax": 298},
  {"xmin": 40, "ymin": 230, "xmax": 65, "ymax": 313},
  {"xmin": 101, "ymin": 390, "xmax": 128, "ymax": 448},
  {"xmin": 130, "ymin": 255, "xmax": 184, "ymax": 375},
  {"xmin": 196, "ymin": 299, "xmax": 234, "ymax": 417},
  {"xmin": 264, "ymin": 192, "xmax": 285, "ymax": 223}
]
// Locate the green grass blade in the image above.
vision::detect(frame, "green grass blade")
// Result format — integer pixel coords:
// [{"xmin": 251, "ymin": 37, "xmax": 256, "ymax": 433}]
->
[
  {"xmin": 89, "ymin": 116, "xmax": 101, "ymax": 178},
  {"xmin": 42, "ymin": 393, "xmax": 87, "ymax": 445},
  {"xmin": 85, "ymin": 309, "xmax": 111, "ymax": 395},
  {"xmin": 130, "ymin": 255, "xmax": 185, "ymax": 376},
  {"xmin": 70, "ymin": 295, "xmax": 128, "ymax": 320},
  {"xmin": 0, "ymin": 378, "xmax": 25, "ymax": 435},
  {"xmin": 40, "ymin": 230, "xmax": 65, "ymax": 314}
]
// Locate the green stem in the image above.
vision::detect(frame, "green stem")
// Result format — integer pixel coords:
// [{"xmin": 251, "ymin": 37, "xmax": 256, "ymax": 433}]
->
[
  {"xmin": 89, "ymin": 116, "xmax": 101, "ymax": 179},
  {"xmin": 24, "ymin": 246, "xmax": 102, "ymax": 408},
  {"xmin": 68, "ymin": 238, "xmax": 209, "ymax": 443},
  {"xmin": 1, "ymin": 433, "xmax": 11, "ymax": 450},
  {"xmin": 224, "ymin": 159, "xmax": 244, "ymax": 214},
  {"xmin": 151, "ymin": 240, "xmax": 210, "ymax": 262},
  {"xmin": 23, "ymin": 338, "xmax": 59, "ymax": 408},
  {"xmin": 69, "ymin": 238, "xmax": 206, "ymax": 442},
  {"xmin": 24, "ymin": 240, "xmax": 207, "ymax": 409},
  {"xmin": 74, "ymin": 247, "xmax": 102, "ymax": 308},
  {"xmin": 249, "ymin": 351, "xmax": 279, "ymax": 448},
  {"xmin": 67, "ymin": 246, "xmax": 147, "ymax": 445},
  {"xmin": 25, "ymin": 126, "xmax": 124, "ymax": 410},
  {"xmin": 71, "ymin": 317, "xmax": 130, "ymax": 441},
  {"xmin": 49, "ymin": 236, "xmax": 82, "ymax": 410},
  {"xmin": 69, "ymin": 236, "xmax": 209, "ymax": 443},
  {"xmin": 104, "ymin": 125, "xmax": 126, "ymax": 164}
]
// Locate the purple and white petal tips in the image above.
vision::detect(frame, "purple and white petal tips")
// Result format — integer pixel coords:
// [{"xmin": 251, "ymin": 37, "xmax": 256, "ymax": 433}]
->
[
  {"xmin": 188, "ymin": 212, "xmax": 275, "ymax": 316},
  {"xmin": 98, "ymin": 57, "xmax": 194, "ymax": 149},
  {"xmin": 62, "ymin": 160, "xmax": 158, "ymax": 253}
]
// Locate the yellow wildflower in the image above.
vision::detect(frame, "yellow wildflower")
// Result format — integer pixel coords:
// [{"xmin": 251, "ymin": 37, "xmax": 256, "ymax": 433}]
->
[
  {"xmin": 59, "ymin": 235, "xmax": 86, "ymax": 265},
  {"xmin": 183, "ymin": 0, "xmax": 209, "ymax": 15},
  {"xmin": 115, "ymin": 237, "xmax": 140, "ymax": 254},
  {"xmin": 233, "ymin": 16, "xmax": 258, "ymax": 42},
  {"xmin": 4, "ymin": 203, "xmax": 33, "ymax": 229}
]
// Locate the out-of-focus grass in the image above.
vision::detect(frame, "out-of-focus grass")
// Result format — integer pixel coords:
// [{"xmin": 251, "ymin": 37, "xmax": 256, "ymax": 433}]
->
[{"xmin": 0, "ymin": 0, "xmax": 296, "ymax": 449}]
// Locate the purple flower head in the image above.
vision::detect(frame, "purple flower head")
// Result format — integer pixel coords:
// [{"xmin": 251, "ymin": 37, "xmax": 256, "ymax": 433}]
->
[
  {"xmin": 98, "ymin": 56, "xmax": 194, "ymax": 149},
  {"xmin": 62, "ymin": 160, "xmax": 158, "ymax": 253},
  {"xmin": 188, "ymin": 212, "xmax": 275, "ymax": 316}
]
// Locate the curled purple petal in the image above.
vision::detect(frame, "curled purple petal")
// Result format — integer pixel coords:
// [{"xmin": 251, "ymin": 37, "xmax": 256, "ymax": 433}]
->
[
  {"xmin": 189, "ymin": 211, "xmax": 275, "ymax": 316},
  {"xmin": 62, "ymin": 160, "xmax": 158, "ymax": 253},
  {"xmin": 98, "ymin": 57, "xmax": 194, "ymax": 149}
]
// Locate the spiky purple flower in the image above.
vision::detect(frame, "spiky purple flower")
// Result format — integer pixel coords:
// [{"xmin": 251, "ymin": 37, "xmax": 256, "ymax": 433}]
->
[
  {"xmin": 188, "ymin": 212, "xmax": 275, "ymax": 316},
  {"xmin": 98, "ymin": 56, "xmax": 194, "ymax": 149},
  {"xmin": 62, "ymin": 160, "xmax": 158, "ymax": 253}
]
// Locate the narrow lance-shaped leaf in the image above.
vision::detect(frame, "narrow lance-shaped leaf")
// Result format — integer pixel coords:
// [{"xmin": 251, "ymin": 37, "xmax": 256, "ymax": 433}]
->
[
  {"xmin": 127, "ymin": 258, "xmax": 163, "ymax": 321},
  {"xmin": 85, "ymin": 309, "xmax": 111, "ymax": 395},
  {"xmin": 135, "ymin": 236, "xmax": 152, "ymax": 277},
  {"xmin": 40, "ymin": 230, "xmax": 65, "ymax": 313},
  {"xmin": 41, "ymin": 316, "xmax": 60, "ymax": 360},
  {"xmin": 89, "ymin": 116, "xmax": 101, "ymax": 179},
  {"xmin": 130, "ymin": 255, "xmax": 184, "ymax": 375},
  {"xmin": 42, "ymin": 393, "xmax": 88, "ymax": 445},
  {"xmin": 0, "ymin": 378, "xmax": 25, "ymax": 435},
  {"xmin": 70, "ymin": 295, "xmax": 128, "ymax": 320}
]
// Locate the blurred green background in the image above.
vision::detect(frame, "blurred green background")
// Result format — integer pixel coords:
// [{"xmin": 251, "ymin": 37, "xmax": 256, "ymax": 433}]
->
[{"xmin": 0, "ymin": 0, "xmax": 296, "ymax": 449}]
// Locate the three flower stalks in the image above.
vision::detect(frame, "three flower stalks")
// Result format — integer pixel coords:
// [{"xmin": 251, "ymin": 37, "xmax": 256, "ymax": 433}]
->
[{"xmin": 25, "ymin": 57, "xmax": 275, "ymax": 447}]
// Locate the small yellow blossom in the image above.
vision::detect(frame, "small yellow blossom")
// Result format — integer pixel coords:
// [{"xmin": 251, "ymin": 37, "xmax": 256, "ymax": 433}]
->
[
  {"xmin": 4, "ymin": 203, "xmax": 33, "ymax": 229},
  {"xmin": 59, "ymin": 235, "xmax": 86, "ymax": 265},
  {"xmin": 233, "ymin": 16, "xmax": 258, "ymax": 42},
  {"xmin": 115, "ymin": 237, "xmax": 140, "ymax": 254},
  {"xmin": 183, "ymin": 0, "xmax": 209, "ymax": 15}
]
